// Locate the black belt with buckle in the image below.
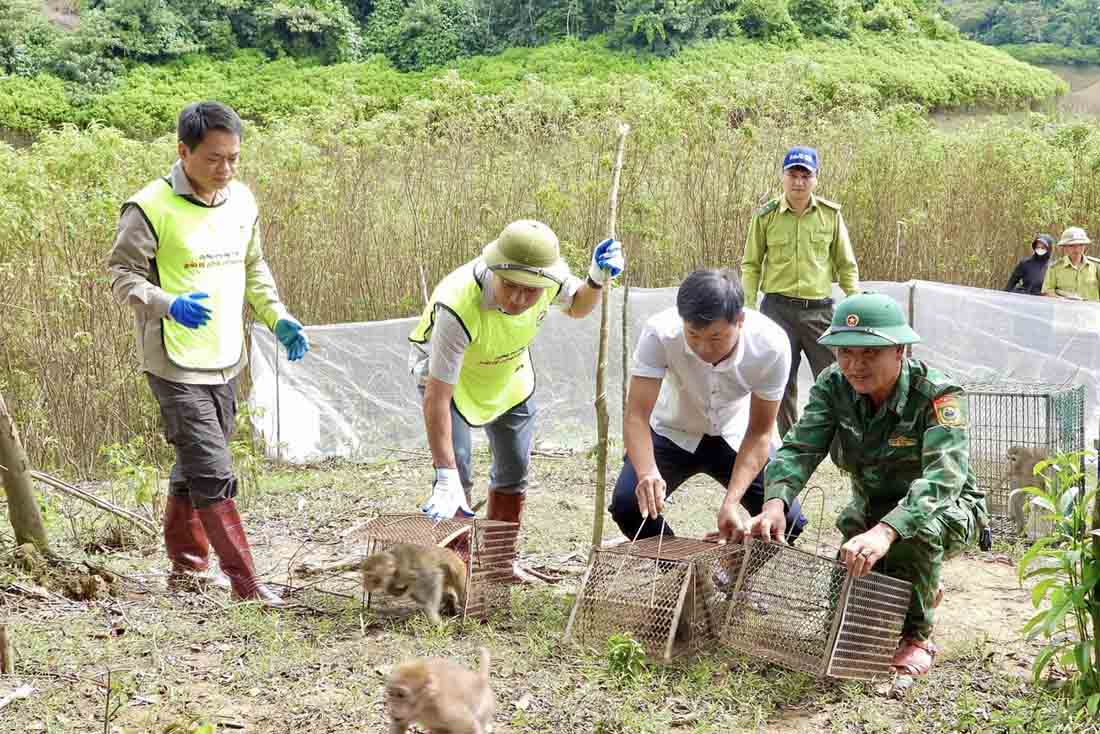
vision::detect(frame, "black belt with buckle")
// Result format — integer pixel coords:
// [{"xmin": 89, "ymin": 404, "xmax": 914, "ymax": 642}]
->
[{"xmin": 766, "ymin": 293, "xmax": 834, "ymax": 309}]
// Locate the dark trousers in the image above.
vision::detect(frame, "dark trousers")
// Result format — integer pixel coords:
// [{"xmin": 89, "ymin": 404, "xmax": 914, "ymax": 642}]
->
[
  {"xmin": 761, "ymin": 294, "xmax": 837, "ymax": 439},
  {"xmin": 146, "ymin": 373, "xmax": 239, "ymax": 508},
  {"xmin": 608, "ymin": 430, "xmax": 807, "ymax": 542}
]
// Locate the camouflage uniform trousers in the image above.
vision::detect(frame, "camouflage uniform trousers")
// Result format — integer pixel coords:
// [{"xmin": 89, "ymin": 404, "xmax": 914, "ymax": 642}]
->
[{"xmin": 836, "ymin": 497, "xmax": 983, "ymax": 641}]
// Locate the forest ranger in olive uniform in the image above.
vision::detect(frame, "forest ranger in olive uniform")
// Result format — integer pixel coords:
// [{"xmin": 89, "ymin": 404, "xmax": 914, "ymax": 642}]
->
[{"xmin": 740, "ymin": 146, "xmax": 860, "ymax": 438}]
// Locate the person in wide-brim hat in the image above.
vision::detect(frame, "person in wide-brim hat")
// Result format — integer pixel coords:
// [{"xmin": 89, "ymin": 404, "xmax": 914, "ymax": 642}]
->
[
  {"xmin": 1042, "ymin": 226, "xmax": 1100, "ymax": 301},
  {"xmin": 408, "ymin": 219, "xmax": 624, "ymax": 579},
  {"xmin": 742, "ymin": 292, "xmax": 988, "ymax": 678}
]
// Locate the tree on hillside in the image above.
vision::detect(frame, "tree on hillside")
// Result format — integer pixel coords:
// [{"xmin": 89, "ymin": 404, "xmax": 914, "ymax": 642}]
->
[{"xmin": 0, "ymin": 0, "xmax": 60, "ymax": 76}]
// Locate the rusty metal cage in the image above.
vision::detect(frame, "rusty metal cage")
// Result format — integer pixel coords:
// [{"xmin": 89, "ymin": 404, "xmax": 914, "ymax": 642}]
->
[
  {"xmin": 720, "ymin": 539, "xmax": 910, "ymax": 680},
  {"xmin": 563, "ymin": 537, "xmax": 741, "ymax": 662},
  {"xmin": 963, "ymin": 382, "xmax": 1086, "ymax": 537},
  {"xmin": 340, "ymin": 513, "xmax": 519, "ymax": 622}
]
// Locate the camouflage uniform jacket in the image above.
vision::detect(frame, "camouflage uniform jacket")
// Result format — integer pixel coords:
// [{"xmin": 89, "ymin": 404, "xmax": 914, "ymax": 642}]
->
[{"xmin": 765, "ymin": 359, "xmax": 988, "ymax": 540}]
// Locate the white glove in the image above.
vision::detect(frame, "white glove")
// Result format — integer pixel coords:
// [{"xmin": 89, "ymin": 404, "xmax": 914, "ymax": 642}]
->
[
  {"xmin": 422, "ymin": 468, "xmax": 474, "ymax": 521},
  {"xmin": 587, "ymin": 238, "xmax": 625, "ymax": 285}
]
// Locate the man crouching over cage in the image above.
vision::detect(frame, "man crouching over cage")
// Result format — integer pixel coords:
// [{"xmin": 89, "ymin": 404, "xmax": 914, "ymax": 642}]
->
[
  {"xmin": 608, "ymin": 268, "xmax": 807, "ymax": 544},
  {"xmin": 738, "ymin": 292, "xmax": 988, "ymax": 676}
]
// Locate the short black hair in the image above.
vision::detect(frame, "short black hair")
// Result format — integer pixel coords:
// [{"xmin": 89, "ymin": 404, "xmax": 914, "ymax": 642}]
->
[
  {"xmin": 178, "ymin": 101, "xmax": 242, "ymax": 151},
  {"xmin": 676, "ymin": 269, "xmax": 745, "ymax": 325}
]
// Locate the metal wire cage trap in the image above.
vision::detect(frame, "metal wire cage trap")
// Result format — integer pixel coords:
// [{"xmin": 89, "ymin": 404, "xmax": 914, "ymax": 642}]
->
[
  {"xmin": 720, "ymin": 539, "xmax": 911, "ymax": 680},
  {"xmin": 963, "ymin": 382, "xmax": 1086, "ymax": 538},
  {"xmin": 563, "ymin": 536, "xmax": 742, "ymax": 662},
  {"xmin": 341, "ymin": 513, "xmax": 520, "ymax": 621}
]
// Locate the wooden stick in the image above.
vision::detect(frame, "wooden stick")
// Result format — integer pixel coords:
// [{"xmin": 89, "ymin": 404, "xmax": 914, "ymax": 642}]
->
[
  {"xmin": 622, "ymin": 279, "xmax": 629, "ymax": 436},
  {"xmin": 0, "ymin": 624, "xmax": 13, "ymax": 674},
  {"xmin": 28, "ymin": 471, "xmax": 157, "ymax": 537},
  {"xmin": 592, "ymin": 123, "xmax": 631, "ymax": 551}
]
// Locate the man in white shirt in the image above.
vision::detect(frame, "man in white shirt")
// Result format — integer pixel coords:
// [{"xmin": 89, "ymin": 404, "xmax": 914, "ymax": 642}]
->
[{"xmin": 609, "ymin": 269, "xmax": 807, "ymax": 541}]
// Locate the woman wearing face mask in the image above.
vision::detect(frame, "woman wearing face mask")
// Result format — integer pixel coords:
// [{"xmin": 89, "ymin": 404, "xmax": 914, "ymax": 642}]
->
[{"xmin": 1005, "ymin": 234, "xmax": 1054, "ymax": 295}]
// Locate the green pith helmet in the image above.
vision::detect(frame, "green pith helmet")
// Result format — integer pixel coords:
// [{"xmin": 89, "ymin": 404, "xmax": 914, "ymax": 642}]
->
[
  {"xmin": 482, "ymin": 219, "xmax": 569, "ymax": 288},
  {"xmin": 818, "ymin": 292, "xmax": 921, "ymax": 348}
]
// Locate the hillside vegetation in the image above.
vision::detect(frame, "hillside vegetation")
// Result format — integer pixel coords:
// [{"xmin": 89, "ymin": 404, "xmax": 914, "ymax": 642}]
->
[
  {"xmin": 946, "ymin": 0, "xmax": 1100, "ymax": 64},
  {"xmin": 0, "ymin": 2, "xmax": 1082, "ymax": 474},
  {"xmin": 0, "ymin": 0, "xmax": 1067, "ymax": 138}
]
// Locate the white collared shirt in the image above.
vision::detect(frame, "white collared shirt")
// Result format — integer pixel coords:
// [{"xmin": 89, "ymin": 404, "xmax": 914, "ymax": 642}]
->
[{"xmin": 632, "ymin": 307, "xmax": 791, "ymax": 454}]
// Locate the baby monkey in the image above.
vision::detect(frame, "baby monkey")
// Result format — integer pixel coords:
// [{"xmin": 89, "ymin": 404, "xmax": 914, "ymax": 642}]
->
[
  {"xmin": 386, "ymin": 647, "xmax": 495, "ymax": 734},
  {"xmin": 296, "ymin": 542, "xmax": 466, "ymax": 624}
]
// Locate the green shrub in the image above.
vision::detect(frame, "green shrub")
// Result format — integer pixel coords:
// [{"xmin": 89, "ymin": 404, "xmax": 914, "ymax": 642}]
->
[{"xmin": 1017, "ymin": 452, "xmax": 1100, "ymax": 718}]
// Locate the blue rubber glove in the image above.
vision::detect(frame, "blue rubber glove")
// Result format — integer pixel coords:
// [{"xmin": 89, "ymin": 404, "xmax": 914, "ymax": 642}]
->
[
  {"xmin": 588, "ymin": 238, "xmax": 626, "ymax": 285},
  {"xmin": 168, "ymin": 292, "xmax": 212, "ymax": 329},
  {"xmin": 274, "ymin": 318, "xmax": 310, "ymax": 362}
]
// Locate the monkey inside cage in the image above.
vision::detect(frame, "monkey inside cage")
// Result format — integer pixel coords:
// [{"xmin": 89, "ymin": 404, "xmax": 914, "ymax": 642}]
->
[
  {"xmin": 299, "ymin": 513, "xmax": 519, "ymax": 622},
  {"xmin": 963, "ymin": 382, "xmax": 1086, "ymax": 539}
]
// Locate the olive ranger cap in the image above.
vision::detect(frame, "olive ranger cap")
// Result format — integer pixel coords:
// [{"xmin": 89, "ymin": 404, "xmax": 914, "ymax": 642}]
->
[
  {"xmin": 1057, "ymin": 226, "xmax": 1091, "ymax": 247},
  {"xmin": 818, "ymin": 292, "xmax": 921, "ymax": 348},
  {"xmin": 482, "ymin": 219, "xmax": 569, "ymax": 288}
]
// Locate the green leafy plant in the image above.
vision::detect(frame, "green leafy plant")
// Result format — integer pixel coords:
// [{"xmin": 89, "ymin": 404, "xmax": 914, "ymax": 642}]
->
[
  {"xmin": 1017, "ymin": 450, "xmax": 1100, "ymax": 717},
  {"xmin": 606, "ymin": 632, "xmax": 648, "ymax": 684},
  {"xmin": 101, "ymin": 436, "xmax": 162, "ymax": 518}
]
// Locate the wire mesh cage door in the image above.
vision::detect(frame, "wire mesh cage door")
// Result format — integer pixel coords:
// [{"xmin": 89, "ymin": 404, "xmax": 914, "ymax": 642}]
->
[
  {"xmin": 564, "ymin": 537, "xmax": 742, "ymax": 662},
  {"xmin": 963, "ymin": 382, "xmax": 1085, "ymax": 538},
  {"xmin": 350, "ymin": 513, "xmax": 519, "ymax": 622},
  {"xmin": 720, "ymin": 539, "xmax": 910, "ymax": 680}
]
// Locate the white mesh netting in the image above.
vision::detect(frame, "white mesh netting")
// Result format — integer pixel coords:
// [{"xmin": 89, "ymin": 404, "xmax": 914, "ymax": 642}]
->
[{"xmin": 248, "ymin": 280, "xmax": 1100, "ymax": 464}]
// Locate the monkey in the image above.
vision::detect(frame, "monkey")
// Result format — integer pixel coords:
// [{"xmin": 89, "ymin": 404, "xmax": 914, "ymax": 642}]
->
[
  {"xmin": 385, "ymin": 647, "xmax": 495, "ymax": 734},
  {"xmin": 1004, "ymin": 445, "xmax": 1051, "ymax": 536},
  {"xmin": 296, "ymin": 543, "xmax": 466, "ymax": 625}
]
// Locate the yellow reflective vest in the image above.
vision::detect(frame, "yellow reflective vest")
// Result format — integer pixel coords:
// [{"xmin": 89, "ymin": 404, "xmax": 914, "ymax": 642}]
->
[
  {"xmin": 410, "ymin": 260, "xmax": 559, "ymax": 425},
  {"xmin": 128, "ymin": 178, "xmax": 257, "ymax": 371}
]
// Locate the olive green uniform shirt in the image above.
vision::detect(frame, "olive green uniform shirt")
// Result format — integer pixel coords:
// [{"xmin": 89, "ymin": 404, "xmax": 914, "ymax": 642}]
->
[
  {"xmin": 1040, "ymin": 254, "xmax": 1100, "ymax": 301},
  {"xmin": 107, "ymin": 161, "xmax": 290, "ymax": 385},
  {"xmin": 765, "ymin": 359, "xmax": 987, "ymax": 541},
  {"xmin": 741, "ymin": 193, "xmax": 860, "ymax": 309}
]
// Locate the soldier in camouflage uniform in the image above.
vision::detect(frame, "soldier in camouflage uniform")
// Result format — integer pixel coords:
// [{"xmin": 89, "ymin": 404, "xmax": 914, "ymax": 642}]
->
[
  {"xmin": 740, "ymin": 146, "xmax": 860, "ymax": 438},
  {"xmin": 742, "ymin": 293, "xmax": 988, "ymax": 676}
]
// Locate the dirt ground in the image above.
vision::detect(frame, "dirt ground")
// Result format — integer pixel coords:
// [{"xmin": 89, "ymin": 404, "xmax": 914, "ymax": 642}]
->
[{"xmin": 0, "ymin": 453, "xmax": 1076, "ymax": 733}]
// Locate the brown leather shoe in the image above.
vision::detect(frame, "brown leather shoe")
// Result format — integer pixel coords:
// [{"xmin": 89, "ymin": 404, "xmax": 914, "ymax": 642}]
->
[{"xmin": 196, "ymin": 499, "xmax": 286, "ymax": 608}]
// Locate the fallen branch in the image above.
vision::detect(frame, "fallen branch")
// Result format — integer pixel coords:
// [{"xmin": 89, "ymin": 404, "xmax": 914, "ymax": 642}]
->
[
  {"xmin": 29, "ymin": 471, "xmax": 157, "ymax": 537},
  {"xmin": 0, "ymin": 684, "xmax": 33, "ymax": 711}
]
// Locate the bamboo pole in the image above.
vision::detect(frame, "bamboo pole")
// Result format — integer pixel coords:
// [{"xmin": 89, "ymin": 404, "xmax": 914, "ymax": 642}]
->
[{"xmin": 592, "ymin": 123, "xmax": 630, "ymax": 551}]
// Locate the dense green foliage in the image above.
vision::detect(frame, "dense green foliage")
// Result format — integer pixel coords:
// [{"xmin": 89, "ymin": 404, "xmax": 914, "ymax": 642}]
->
[
  {"xmin": 0, "ymin": 36, "xmax": 1066, "ymax": 138},
  {"xmin": 946, "ymin": 1, "xmax": 1100, "ymax": 64},
  {"xmin": 1, "ymin": 0, "xmax": 958, "ymax": 80}
]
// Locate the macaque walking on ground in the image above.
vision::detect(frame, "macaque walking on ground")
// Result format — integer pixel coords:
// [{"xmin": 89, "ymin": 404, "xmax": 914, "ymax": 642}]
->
[
  {"xmin": 296, "ymin": 542, "xmax": 466, "ymax": 624},
  {"xmin": 386, "ymin": 647, "xmax": 495, "ymax": 734}
]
